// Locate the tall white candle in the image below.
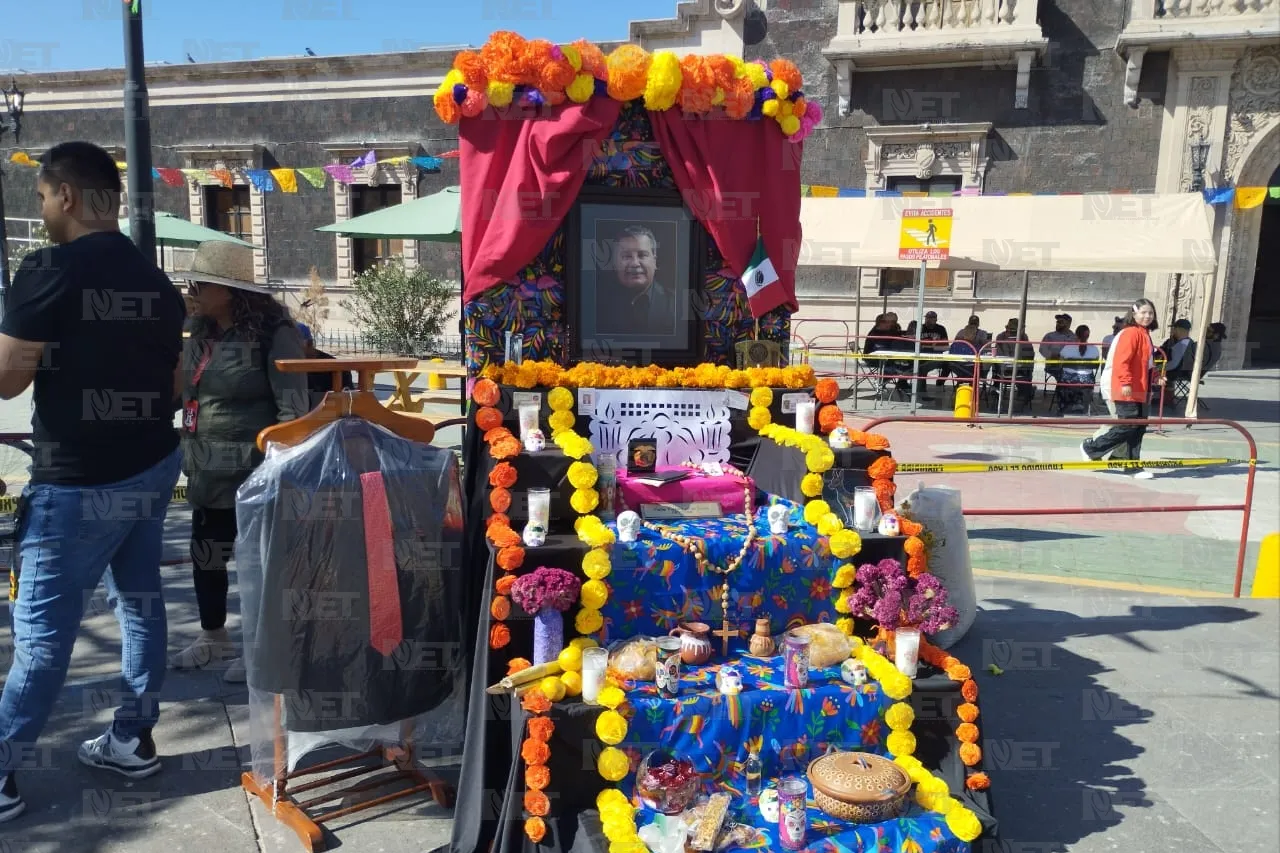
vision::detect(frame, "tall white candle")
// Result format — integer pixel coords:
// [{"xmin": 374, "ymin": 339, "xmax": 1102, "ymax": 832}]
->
[
  {"xmin": 795, "ymin": 400, "xmax": 816, "ymax": 434},
  {"xmin": 894, "ymin": 627, "xmax": 921, "ymax": 678},
  {"xmin": 518, "ymin": 403, "xmax": 540, "ymax": 443},
  {"xmin": 581, "ymin": 647, "xmax": 608, "ymax": 705}
]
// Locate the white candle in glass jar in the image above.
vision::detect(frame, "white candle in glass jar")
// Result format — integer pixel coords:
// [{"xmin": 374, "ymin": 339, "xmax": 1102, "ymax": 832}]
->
[
  {"xmin": 518, "ymin": 403, "xmax": 540, "ymax": 442},
  {"xmin": 581, "ymin": 647, "xmax": 609, "ymax": 704},
  {"xmin": 894, "ymin": 626, "xmax": 921, "ymax": 678},
  {"xmin": 527, "ymin": 487, "xmax": 551, "ymax": 528},
  {"xmin": 795, "ymin": 400, "xmax": 816, "ymax": 434}
]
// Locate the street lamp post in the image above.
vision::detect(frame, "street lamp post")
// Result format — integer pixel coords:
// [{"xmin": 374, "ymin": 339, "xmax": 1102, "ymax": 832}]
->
[
  {"xmin": 0, "ymin": 78, "xmax": 28, "ymax": 295},
  {"xmin": 122, "ymin": 1, "xmax": 156, "ymax": 262}
]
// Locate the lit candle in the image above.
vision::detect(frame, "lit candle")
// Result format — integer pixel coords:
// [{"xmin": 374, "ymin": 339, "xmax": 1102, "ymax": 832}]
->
[
  {"xmin": 795, "ymin": 400, "xmax": 816, "ymax": 434},
  {"xmin": 581, "ymin": 647, "xmax": 609, "ymax": 705},
  {"xmin": 894, "ymin": 626, "xmax": 921, "ymax": 679}
]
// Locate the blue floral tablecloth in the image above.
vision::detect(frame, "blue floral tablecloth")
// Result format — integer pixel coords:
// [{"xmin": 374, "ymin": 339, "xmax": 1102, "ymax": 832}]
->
[
  {"xmin": 618, "ymin": 658, "xmax": 968, "ymax": 853},
  {"xmin": 599, "ymin": 502, "xmax": 841, "ymax": 644}
]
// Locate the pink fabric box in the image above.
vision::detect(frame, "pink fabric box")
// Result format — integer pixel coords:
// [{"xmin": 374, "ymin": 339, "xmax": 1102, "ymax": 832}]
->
[{"xmin": 615, "ymin": 466, "xmax": 752, "ymax": 515}]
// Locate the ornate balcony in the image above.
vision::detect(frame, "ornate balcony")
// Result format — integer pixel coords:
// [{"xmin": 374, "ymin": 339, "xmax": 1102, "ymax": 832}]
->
[{"xmin": 823, "ymin": 0, "xmax": 1049, "ymax": 113}]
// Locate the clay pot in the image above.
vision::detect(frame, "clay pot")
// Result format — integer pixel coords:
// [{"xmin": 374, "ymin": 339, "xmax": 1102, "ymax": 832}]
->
[
  {"xmin": 669, "ymin": 622, "xmax": 713, "ymax": 666},
  {"xmin": 749, "ymin": 618, "xmax": 776, "ymax": 657}
]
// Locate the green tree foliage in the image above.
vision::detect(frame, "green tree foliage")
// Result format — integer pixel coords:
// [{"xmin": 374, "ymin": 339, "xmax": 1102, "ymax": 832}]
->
[{"xmin": 340, "ymin": 259, "xmax": 456, "ymax": 356}]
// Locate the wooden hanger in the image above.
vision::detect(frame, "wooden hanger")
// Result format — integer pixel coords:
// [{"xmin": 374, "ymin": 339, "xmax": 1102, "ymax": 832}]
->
[{"xmin": 256, "ymin": 357, "xmax": 437, "ymax": 451}]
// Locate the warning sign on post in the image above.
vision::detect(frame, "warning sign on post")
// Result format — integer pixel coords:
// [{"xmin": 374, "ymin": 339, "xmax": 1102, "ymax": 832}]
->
[{"xmin": 898, "ymin": 208, "xmax": 953, "ymax": 261}]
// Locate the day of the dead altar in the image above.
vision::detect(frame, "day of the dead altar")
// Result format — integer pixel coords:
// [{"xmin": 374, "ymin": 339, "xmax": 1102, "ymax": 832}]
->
[{"xmin": 431, "ymin": 32, "xmax": 995, "ymax": 853}]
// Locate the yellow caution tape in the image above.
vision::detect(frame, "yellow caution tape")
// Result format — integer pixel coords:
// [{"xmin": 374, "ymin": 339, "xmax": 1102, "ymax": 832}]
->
[{"xmin": 896, "ymin": 458, "xmax": 1248, "ymax": 474}]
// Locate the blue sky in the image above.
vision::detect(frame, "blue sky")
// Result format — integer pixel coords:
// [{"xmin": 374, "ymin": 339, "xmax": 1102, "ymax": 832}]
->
[{"xmin": 1, "ymin": 0, "xmax": 678, "ymax": 73}]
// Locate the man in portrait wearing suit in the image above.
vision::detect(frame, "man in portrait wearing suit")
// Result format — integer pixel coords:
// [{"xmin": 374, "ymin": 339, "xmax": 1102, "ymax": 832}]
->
[{"xmin": 595, "ymin": 225, "xmax": 676, "ymax": 339}]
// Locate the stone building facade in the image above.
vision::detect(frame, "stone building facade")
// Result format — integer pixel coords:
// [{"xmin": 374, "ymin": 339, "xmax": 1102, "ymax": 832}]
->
[{"xmin": 3, "ymin": 0, "xmax": 1277, "ymax": 364}]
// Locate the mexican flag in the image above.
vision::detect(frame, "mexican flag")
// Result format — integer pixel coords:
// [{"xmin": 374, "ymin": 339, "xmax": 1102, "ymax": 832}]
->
[{"xmin": 741, "ymin": 236, "xmax": 783, "ymax": 318}]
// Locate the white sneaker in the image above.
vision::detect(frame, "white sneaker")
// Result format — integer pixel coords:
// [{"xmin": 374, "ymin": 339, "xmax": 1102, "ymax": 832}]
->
[
  {"xmin": 169, "ymin": 628, "xmax": 233, "ymax": 671},
  {"xmin": 223, "ymin": 657, "xmax": 246, "ymax": 684},
  {"xmin": 0, "ymin": 773, "xmax": 25, "ymax": 823},
  {"xmin": 1132, "ymin": 469, "xmax": 1155, "ymax": 480},
  {"xmin": 77, "ymin": 726, "xmax": 162, "ymax": 779}
]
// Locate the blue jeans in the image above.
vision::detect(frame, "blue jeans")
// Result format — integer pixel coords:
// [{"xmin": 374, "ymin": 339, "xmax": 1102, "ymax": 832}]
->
[{"xmin": 1, "ymin": 447, "xmax": 181, "ymax": 774}]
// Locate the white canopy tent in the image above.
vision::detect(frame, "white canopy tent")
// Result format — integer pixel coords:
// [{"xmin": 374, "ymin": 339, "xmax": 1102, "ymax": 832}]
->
[
  {"xmin": 796, "ymin": 193, "xmax": 1220, "ymax": 415},
  {"xmin": 797, "ymin": 193, "xmax": 1217, "ymax": 273}
]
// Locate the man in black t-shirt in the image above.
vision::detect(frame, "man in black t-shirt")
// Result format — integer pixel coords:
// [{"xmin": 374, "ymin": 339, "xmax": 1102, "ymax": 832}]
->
[{"xmin": 0, "ymin": 142, "xmax": 186, "ymax": 822}]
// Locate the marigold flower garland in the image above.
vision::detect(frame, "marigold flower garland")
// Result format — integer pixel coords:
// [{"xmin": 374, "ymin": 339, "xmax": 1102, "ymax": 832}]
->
[
  {"xmin": 476, "ymin": 378, "xmax": 528, "ymax": 650},
  {"xmin": 855, "ymin": 640, "xmax": 984, "ymax": 844},
  {"xmin": 434, "ymin": 33, "xmax": 823, "ymax": 142},
  {"xmin": 917, "ymin": 635, "xmax": 989, "ymax": 791},
  {"xmin": 482, "ymin": 359, "xmax": 816, "ymax": 392}
]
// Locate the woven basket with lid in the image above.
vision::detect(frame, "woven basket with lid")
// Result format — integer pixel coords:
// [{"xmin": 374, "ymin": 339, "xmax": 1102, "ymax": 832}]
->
[{"xmin": 806, "ymin": 752, "xmax": 912, "ymax": 823}]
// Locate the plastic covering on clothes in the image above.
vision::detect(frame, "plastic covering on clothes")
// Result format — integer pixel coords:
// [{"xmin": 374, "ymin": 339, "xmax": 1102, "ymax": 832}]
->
[{"xmin": 235, "ymin": 417, "xmax": 466, "ymax": 780}]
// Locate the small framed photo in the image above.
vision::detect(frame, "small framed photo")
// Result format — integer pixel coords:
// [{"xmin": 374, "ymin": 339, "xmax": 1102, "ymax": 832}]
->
[
  {"xmin": 627, "ymin": 437, "xmax": 658, "ymax": 474},
  {"xmin": 566, "ymin": 188, "xmax": 705, "ymax": 366}
]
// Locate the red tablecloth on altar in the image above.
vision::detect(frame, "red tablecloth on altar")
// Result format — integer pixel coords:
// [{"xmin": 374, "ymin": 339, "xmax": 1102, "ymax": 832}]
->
[{"xmin": 615, "ymin": 466, "xmax": 751, "ymax": 515}]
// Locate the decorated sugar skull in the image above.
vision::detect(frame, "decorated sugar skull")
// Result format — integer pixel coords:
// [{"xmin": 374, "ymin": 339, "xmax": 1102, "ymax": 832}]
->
[
  {"xmin": 523, "ymin": 428, "xmax": 545, "ymax": 453},
  {"xmin": 828, "ymin": 425, "xmax": 853, "ymax": 449},
  {"xmin": 717, "ymin": 664, "xmax": 744, "ymax": 696},
  {"xmin": 767, "ymin": 504, "xmax": 790, "ymax": 536},
  {"xmin": 878, "ymin": 511, "xmax": 901, "ymax": 537},
  {"xmin": 758, "ymin": 788, "xmax": 780, "ymax": 823},
  {"xmin": 617, "ymin": 510, "xmax": 641, "ymax": 543},
  {"xmin": 522, "ymin": 522, "xmax": 546, "ymax": 548},
  {"xmin": 841, "ymin": 658, "xmax": 868, "ymax": 687}
]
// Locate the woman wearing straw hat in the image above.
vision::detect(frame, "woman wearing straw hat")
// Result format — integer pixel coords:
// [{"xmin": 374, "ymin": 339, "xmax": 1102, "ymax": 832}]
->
[{"xmin": 172, "ymin": 242, "xmax": 308, "ymax": 681}]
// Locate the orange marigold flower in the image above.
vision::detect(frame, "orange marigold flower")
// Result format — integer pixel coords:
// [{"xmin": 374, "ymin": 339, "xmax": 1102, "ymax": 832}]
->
[
  {"xmin": 490, "ymin": 487, "xmax": 513, "ymax": 514},
  {"xmin": 722, "ymin": 76, "xmax": 756, "ymax": 119},
  {"xmin": 965, "ymin": 772, "xmax": 991, "ymax": 791},
  {"xmin": 873, "ymin": 479, "xmax": 896, "ymax": 511},
  {"xmin": 572, "ymin": 39, "xmax": 607, "ymax": 77},
  {"xmin": 487, "ymin": 512, "xmax": 511, "ymax": 530},
  {"xmin": 484, "ymin": 426, "xmax": 514, "ymax": 445},
  {"xmin": 473, "ymin": 377, "xmax": 501, "ymax": 407},
  {"xmin": 476, "ymin": 406, "xmax": 504, "ymax": 432},
  {"xmin": 490, "ymin": 596, "xmax": 511, "ymax": 621},
  {"xmin": 525, "ymin": 764, "xmax": 551, "ymax": 791},
  {"xmin": 508, "ymin": 657, "xmax": 532, "ymax": 676},
  {"xmin": 524, "ymin": 790, "xmax": 551, "ymax": 817},
  {"xmin": 946, "ymin": 663, "xmax": 972, "ymax": 683},
  {"xmin": 528, "ymin": 716, "xmax": 555, "ymax": 742},
  {"xmin": 769, "ymin": 58, "xmax": 804, "ymax": 93},
  {"xmin": 433, "ymin": 87, "xmax": 460, "ymax": 124},
  {"xmin": 525, "ymin": 816, "xmax": 547, "ymax": 844},
  {"xmin": 453, "ymin": 50, "xmax": 488, "ymax": 89},
  {"xmin": 488, "ymin": 525, "xmax": 521, "ymax": 548},
  {"xmin": 678, "ymin": 54, "xmax": 716, "ymax": 113},
  {"xmin": 959, "ymin": 742, "xmax": 982, "ymax": 767},
  {"xmin": 904, "ymin": 536, "xmax": 925, "ymax": 557},
  {"xmin": 490, "ymin": 623, "xmax": 511, "ymax": 649},
  {"xmin": 899, "ymin": 517, "xmax": 923, "ymax": 537},
  {"xmin": 868, "ymin": 457, "xmax": 898, "ymax": 480},
  {"xmin": 961, "ymin": 679, "xmax": 979, "ymax": 703},
  {"xmin": 481, "ymin": 31, "xmax": 528, "ymax": 85},
  {"xmin": 817, "ymin": 405, "xmax": 845, "ymax": 434},
  {"xmin": 521, "ymin": 739, "xmax": 550, "ymax": 765},
  {"xmin": 521, "ymin": 690, "xmax": 551, "ymax": 714},
  {"xmin": 956, "ymin": 723, "xmax": 980, "ymax": 743},
  {"xmin": 492, "ymin": 437, "xmax": 522, "ymax": 460},
  {"xmin": 496, "ymin": 547, "xmax": 525, "ymax": 573},
  {"xmin": 489, "ymin": 462, "xmax": 518, "ymax": 489},
  {"xmin": 865, "ymin": 434, "xmax": 891, "ymax": 451},
  {"xmin": 957, "ymin": 702, "xmax": 979, "ymax": 723},
  {"xmin": 814, "ymin": 378, "xmax": 839, "ymax": 404},
  {"xmin": 906, "ymin": 555, "xmax": 926, "ymax": 577}
]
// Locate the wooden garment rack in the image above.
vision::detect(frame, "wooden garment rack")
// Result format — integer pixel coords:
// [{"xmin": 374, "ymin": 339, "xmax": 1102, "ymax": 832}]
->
[{"xmin": 243, "ymin": 357, "xmax": 455, "ymax": 852}]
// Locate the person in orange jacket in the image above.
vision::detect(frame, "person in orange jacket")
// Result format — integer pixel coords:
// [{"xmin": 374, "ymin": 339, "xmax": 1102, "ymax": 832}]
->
[{"xmin": 1081, "ymin": 298, "xmax": 1163, "ymax": 478}]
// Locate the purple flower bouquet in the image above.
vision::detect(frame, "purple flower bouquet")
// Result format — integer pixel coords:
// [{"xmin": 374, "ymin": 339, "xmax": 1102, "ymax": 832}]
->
[
  {"xmin": 849, "ymin": 558, "xmax": 958, "ymax": 635},
  {"xmin": 511, "ymin": 567, "xmax": 582, "ymax": 665}
]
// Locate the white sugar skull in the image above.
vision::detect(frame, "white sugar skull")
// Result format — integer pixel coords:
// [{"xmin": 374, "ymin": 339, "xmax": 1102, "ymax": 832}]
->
[
  {"xmin": 758, "ymin": 789, "xmax": 780, "ymax": 822},
  {"xmin": 841, "ymin": 659, "xmax": 868, "ymax": 687},
  {"xmin": 523, "ymin": 428, "xmax": 545, "ymax": 453},
  {"xmin": 617, "ymin": 510, "xmax": 641, "ymax": 543},
  {"xmin": 878, "ymin": 511, "xmax": 900, "ymax": 537},
  {"xmin": 717, "ymin": 665, "xmax": 743, "ymax": 696},
  {"xmin": 829, "ymin": 426, "xmax": 852, "ymax": 449},
  {"xmin": 767, "ymin": 504, "xmax": 790, "ymax": 535},
  {"xmin": 522, "ymin": 522, "xmax": 547, "ymax": 548}
]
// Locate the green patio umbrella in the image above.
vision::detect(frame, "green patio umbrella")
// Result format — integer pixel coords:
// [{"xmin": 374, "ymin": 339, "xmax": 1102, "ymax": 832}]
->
[
  {"xmin": 118, "ymin": 211, "xmax": 255, "ymax": 248},
  {"xmin": 315, "ymin": 185, "xmax": 461, "ymax": 242}
]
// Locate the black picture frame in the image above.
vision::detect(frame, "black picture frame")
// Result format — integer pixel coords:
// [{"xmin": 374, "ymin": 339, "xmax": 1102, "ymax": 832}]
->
[{"xmin": 566, "ymin": 187, "xmax": 705, "ymax": 366}]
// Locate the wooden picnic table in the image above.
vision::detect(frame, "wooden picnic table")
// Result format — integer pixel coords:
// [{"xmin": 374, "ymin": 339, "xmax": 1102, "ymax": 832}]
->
[{"xmin": 388, "ymin": 360, "xmax": 468, "ymax": 413}]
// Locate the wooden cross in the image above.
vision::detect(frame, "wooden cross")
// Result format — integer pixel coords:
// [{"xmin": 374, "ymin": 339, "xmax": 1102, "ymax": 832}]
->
[{"xmin": 712, "ymin": 583, "xmax": 742, "ymax": 657}]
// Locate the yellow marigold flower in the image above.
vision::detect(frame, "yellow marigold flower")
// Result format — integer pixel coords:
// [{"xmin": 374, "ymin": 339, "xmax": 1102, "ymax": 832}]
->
[
  {"xmin": 571, "ymin": 488, "xmax": 600, "ymax": 515},
  {"xmin": 597, "ymin": 789, "xmax": 628, "ymax": 810},
  {"xmin": 886, "ymin": 730, "xmax": 916, "ymax": 758},
  {"xmin": 833, "ymin": 591, "xmax": 852, "ymax": 614},
  {"xmin": 830, "ymin": 529, "xmax": 862, "ymax": 560},
  {"xmin": 580, "ymin": 579, "xmax": 609, "ymax": 610},
  {"xmin": 800, "ymin": 473, "xmax": 824, "ymax": 498},
  {"xmin": 597, "ymin": 746, "xmax": 630, "ymax": 782},
  {"xmin": 747, "ymin": 406, "xmax": 772, "ymax": 430},
  {"xmin": 594, "ymin": 710, "xmax": 629, "ymax": 746},
  {"xmin": 805, "ymin": 445, "xmax": 836, "ymax": 473},
  {"xmin": 750, "ymin": 386, "xmax": 773, "ymax": 407},
  {"xmin": 817, "ymin": 513, "xmax": 844, "ymax": 537},
  {"xmin": 881, "ymin": 672, "xmax": 912, "ymax": 700},
  {"xmin": 575, "ymin": 608, "xmax": 603, "ymax": 634},
  {"xmin": 802, "ymin": 499, "xmax": 831, "ymax": 526},
  {"xmin": 831, "ymin": 564, "xmax": 855, "ymax": 589},
  {"xmin": 567, "ymin": 461, "xmax": 599, "ymax": 489},
  {"xmin": 547, "ymin": 387, "xmax": 574, "ymax": 411},
  {"xmin": 946, "ymin": 807, "xmax": 983, "ymax": 842},
  {"xmin": 884, "ymin": 702, "xmax": 915, "ymax": 732},
  {"xmin": 582, "ymin": 548, "xmax": 612, "ymax": 579},
  {"xmin": 835, "ymin": 617, "xmax": 855, "ymax": 636},
  {"xmin": 596, "ymin": 685, "xmax": 626, "ymax": 710}
]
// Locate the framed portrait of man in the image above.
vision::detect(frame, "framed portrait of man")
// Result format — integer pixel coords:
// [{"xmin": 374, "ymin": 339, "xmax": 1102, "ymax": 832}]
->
[{"xmin": 567, "ymin": 188, "xmax": 703, "ymax": 365}]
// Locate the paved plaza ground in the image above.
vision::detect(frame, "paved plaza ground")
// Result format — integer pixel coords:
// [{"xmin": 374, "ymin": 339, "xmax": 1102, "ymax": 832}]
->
[{"xmin": 0, "ymin": 369, "xmax": 1276, "ymax": 852}]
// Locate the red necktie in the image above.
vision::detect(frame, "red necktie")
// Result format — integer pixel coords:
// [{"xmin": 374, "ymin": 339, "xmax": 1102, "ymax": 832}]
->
[{"xmin": 360, "ymin": 472, "xmax": 403, "ymax": 656}]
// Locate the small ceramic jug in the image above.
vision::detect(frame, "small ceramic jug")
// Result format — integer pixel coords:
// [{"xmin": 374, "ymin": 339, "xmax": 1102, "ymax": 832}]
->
[
  {"xmin": 669, "ymin": 622, "xmax": 713, "ymax": 666},
  {"xmin": 749, "ymin": 617, "xmax": 776, "ymax": 657}
]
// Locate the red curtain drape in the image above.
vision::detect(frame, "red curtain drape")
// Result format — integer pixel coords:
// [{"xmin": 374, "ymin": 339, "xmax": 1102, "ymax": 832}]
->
[
  {"xmin": 648, "ymin": 112, "xmax": 803, "ymax": 314},
  {"xmin": 459, "ymin": 98, "xmax": 622, "ymax": 303}
]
